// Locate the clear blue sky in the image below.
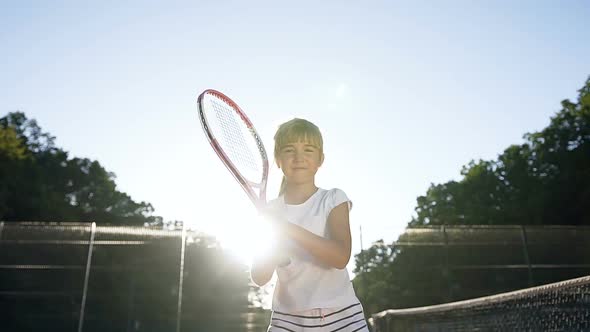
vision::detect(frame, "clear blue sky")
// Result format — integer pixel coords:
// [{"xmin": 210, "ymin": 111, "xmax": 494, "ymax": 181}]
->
[{"xmin": 1, "ymin": 1, "xmax": 589, "ymax": 269}]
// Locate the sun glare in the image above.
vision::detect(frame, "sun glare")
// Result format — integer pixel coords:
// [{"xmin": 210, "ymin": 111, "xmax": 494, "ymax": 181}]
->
[{"xmin": 213, "ymin": 210, "xmax": 277, "ymax": 266}]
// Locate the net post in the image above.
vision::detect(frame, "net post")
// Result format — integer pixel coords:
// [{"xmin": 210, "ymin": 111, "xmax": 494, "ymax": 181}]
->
[
  {"xmin": 520, "ymin": 225, "xmax": 534, "ymax": 287},
  {"xmin": 0, "ymin": 221, "xmax": 4, "ymax": 241},
  {"xmin": 78, "ymin": 222, "xmax": 96, "ymax": 332}
]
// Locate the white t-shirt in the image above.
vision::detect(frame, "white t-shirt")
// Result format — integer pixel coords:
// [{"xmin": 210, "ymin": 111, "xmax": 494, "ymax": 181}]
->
[{"xmin": 267, "ymin": 188, "xmax": 360, "ymax": 312}]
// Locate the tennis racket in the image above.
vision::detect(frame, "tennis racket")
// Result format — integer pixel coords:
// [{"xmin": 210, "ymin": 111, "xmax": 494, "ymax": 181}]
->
[
  {"xmin": 197, "ymin": 89, "xmax": 289, "ymax": 265},
  {"xmin": 197, "ymin": 89, "xmax": 269, "ymax": 209}
]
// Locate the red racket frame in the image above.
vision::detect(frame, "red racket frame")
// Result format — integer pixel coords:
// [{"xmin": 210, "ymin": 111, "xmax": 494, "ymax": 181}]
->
[{"xmin": 197, "ymin": 89, "xmax": 269, "ymax": 210}]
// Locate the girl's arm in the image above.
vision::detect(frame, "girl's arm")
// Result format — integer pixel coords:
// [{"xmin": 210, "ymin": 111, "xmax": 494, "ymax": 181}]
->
[
  {"xmin": 250, "ymin": 259, "xmax": 277, "ymax": 287},
  {"xmin": 250, "ymin": 252, "xmax": 284, "ymax": 286},
  {"xmin": 282, "ymin": 202, "xmax": 352, "ymax": 269}
]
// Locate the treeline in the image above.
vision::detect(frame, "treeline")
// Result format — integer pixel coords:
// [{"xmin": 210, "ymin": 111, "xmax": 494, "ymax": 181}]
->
[
  {"xmin": 0, "ymin": 112, "xmax": 163, "ymax": 225},
  {"xmin": 353, "ymin": 77, "xmax": 590, "ymax": 314},
  {"xmin": 411, "ymin": 77, "xmax": 590, "ymax": 226}
]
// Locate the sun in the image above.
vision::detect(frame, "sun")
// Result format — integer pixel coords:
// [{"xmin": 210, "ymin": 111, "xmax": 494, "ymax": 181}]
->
[{"xmin": 212, "ymin": 208, "xmax": 277, "ymax": 266}]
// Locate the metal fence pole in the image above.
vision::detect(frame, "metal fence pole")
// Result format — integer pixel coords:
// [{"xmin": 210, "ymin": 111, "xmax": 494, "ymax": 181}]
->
[
  {"xmin": 442, "ymin": 225, "xmax": 453, "ymax": 301},
  {"xmin": 520, "ymin": 225, "xmax": 534, "ymax": 287},
  {"xmin": 126, "ymin": 274, "xmax": 136, "ymax": 332},
  {"xmin": 78, "ymin": 222, "xmax": 96, "ymax": 332},
  {"xmin": 176, "ymin": 223, "xmax": 187, "ymax": 332},
  {"xmin": 360, "ymin": 225, "xmax": 369, "ymax": 300}
]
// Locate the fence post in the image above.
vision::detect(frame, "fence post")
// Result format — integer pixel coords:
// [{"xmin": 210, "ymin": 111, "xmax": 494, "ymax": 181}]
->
[
  {"xmin": 442, "ymin": 225, "xmax": 453, "ymax": 301},
  {"xmin": 78, "ymin": 222, "xmax": 96, "ymax": 332},
  {"xmin": 520, "ymin": 225, "xmax": 534, "ymax": 287},
  {"xmin": 360, "ymin": 225, "xmax": 369, "ymax": 302},
  {"xmin": 176, "ymin": 223, "xmax": 187, "ymax": 332}
]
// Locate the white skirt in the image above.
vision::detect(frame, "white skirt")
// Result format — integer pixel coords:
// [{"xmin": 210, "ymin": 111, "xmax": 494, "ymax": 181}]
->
[{"xmin": 267, "ymin": 303, "xmax": 370, "ymax": 332}]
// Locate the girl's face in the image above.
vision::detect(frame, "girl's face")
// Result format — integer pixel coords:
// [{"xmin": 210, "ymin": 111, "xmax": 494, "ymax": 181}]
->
[{"xmin": 277, "ymin": 140, "xmax": 324, "ymax": 186}]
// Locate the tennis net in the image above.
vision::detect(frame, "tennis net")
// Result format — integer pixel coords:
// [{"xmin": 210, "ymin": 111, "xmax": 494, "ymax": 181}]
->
[{"xmin": 369, "ymin": 274, "xmax": 590, "ymax": 331}]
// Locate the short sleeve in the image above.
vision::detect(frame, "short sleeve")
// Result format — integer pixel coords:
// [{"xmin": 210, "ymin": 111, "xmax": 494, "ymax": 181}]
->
[{"xmin": 327, "ymin": 188, "xmax": 352, "ymax": 214}]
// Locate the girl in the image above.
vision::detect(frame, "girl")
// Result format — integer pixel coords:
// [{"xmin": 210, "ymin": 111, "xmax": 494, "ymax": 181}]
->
[{"xmin": 251, "ymin": 118, "xmax": 369, "ymax": 332}]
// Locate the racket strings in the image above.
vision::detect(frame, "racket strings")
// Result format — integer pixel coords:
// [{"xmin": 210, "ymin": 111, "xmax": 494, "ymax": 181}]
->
[{"xmin": 207, "ymin": 97, "xmax": 263, "ymax": 182}]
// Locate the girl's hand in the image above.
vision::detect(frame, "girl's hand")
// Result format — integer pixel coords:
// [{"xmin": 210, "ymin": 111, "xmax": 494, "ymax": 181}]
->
[
  {"xmin": 258, "ymin": 206, "xmax": 289, "ymax": 234},
  {"xmin": 257, "ymin": 206, "xmax": 292, "ymax": 267}
]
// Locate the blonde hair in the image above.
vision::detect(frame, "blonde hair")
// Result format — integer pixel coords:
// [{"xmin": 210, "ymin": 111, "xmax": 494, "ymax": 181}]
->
[{"xmin": 274, "ymin": 118, "xmax": 323, "ymax": 195}]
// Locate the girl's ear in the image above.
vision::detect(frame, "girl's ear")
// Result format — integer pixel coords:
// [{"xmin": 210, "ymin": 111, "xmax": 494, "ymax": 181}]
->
[{"xmin": 319, "ymin": 153, "xmax": 325, "ymax": 167}]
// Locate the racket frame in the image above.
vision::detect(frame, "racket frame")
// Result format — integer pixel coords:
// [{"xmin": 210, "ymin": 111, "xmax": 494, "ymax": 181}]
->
[{"xmin": 197, "ymin": 89, "xmax": 269, "ymax": 210}]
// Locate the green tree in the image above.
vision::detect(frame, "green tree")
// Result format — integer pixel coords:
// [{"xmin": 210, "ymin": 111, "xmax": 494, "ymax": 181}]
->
[
  {"xmin": 354, "ymin": 76, "xmax": 590, "ymax": 313},
  {"xmin": 0, "ymin": 111, "xmax": 162, "ymax": 225},
  {"xmin": 353, "ymin": 240, "xmax": 400, "ymax": 315},
  {"xmin": 0, "ymin": 126, "xmax": 29, "ymax": 160},
  {"xmin": 410, "ymin": 77, "xmax": 590, "ymax": 226}
]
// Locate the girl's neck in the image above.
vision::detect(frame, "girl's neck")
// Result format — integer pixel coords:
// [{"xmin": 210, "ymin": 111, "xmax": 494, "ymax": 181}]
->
[{"xmin": 284, "ymin": 184, "xmax": 318, "ymax": 205}]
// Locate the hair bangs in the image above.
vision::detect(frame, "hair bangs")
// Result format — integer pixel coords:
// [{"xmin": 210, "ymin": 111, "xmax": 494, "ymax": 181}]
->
[{"xmin": 274, "ymin": 119, "xmax": 323, "ymax": 155}]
